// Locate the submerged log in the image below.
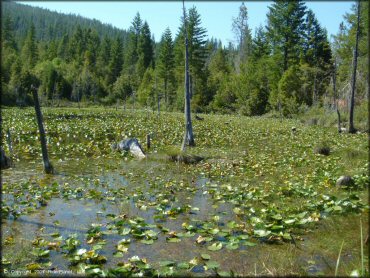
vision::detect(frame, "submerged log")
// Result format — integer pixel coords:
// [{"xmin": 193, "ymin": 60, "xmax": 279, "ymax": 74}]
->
[
  {"xmin": 168, "ymin": 154, "xmax": 203, "ymax": 164},
  {"xmin": 111, "ymin": 138, "xmax": 146, "ymax": 158}
]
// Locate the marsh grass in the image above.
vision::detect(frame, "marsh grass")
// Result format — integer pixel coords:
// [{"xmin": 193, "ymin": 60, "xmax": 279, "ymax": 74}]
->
[{"xmin": 298, "ymin": 102, "xmax": 368, "ymax": 132}]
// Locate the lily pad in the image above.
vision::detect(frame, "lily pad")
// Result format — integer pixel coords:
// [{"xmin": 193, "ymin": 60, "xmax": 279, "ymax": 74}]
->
[
  {"xmin": 206, "ymin": 260, "xmax": 220, "ymax": 269},
  {"xmin": 166, "ymin": 237, "xmax": 181, "ymax": 243},
  {"xmin": 254, "ymin": 229, "xmax": 271, "ymax": 237},
  {"xmin": 201, "ymin": 253, "xmax": 211, "ymax": 260},
  {"xmin": 140, "ymin": 239, "xmax": 154, "ymax": 245},
  {"xmin": 207, "ymin": 242, "xmax": 223, "ymax": 251},
  {"xmin": 159, "ymin": 260, "xmax": 175, "ymax": 267}
]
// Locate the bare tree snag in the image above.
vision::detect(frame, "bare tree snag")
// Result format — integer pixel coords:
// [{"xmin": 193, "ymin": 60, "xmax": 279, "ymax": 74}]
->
[
  {"xmin": 155, "ymin": 71, "xmax": 160, "ymax": 116},
  {"xmin": 0, "ymin": 147, "xmax": 11, "ymax": 169},
  {"xmin": 0, "ymin": 114, "xmax": 11, "ymax": 169},
  {"xmin": 333, "ymin": 61, "xmax": 342, "ymax": 133},
  {"xmin": 181, "ymin": 0, "xmax": 195, "ymax": 151},
  {"xmin": 6, "ymin": 129, "xmax": 13, "ymax": 156},
  {"xmin": 348, "ymin": 1, "xmax": 360, "ymax": 134},
  {"xmin": 146, "ymin": 134, "xmax": 151, "ymax": 150},
  {"xmin": 32, "ymin": 85, "xmax": 54, "ymax": 174}
]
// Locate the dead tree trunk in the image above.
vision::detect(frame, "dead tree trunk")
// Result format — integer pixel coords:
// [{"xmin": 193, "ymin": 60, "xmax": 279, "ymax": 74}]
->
[
  {"xmin": 146, "ymin": 134, "xmax": 151, "ymax": 150},
  {"xmin": 32, "ymin": 85, "xmax": 54, "ymax": 174},
  {"xmin": 181, "ymin": 0, "xmax": 195, "ymax": 151},
  {"xmin": 333, "ymin": 61, "xmax": 342, "ymax": 133},
  {"xmin": 0, "ymin": 147, "xmax": 11, "ymax": 169},
  {"xmin": 313, "ymin": 69, "xmax": 317, "ymax": 105},
  {"xmin": 156, "ymin": 72, "xmax": 160, "ymax": 117},
  {"xmin": 0, "ymin": 114, "xmax": 11, "ymax": 169},
  {"xmin": 6, "ymin": 129, "xmax": 13, "ymax": 156},
  {"xmin": 349, "ymin": 1, "xmax": 360, "ymax": 134}
]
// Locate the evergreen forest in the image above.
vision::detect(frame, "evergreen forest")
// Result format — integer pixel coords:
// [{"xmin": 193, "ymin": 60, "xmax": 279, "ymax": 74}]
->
[{"xmin": 2, "ymin": 1, "xmax": 368, "ymax": 117}]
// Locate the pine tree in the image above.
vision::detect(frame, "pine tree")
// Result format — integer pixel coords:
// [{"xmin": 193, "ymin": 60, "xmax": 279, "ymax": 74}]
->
[
  {"xmin": 21, "ymin": 22, "xmax": 38, "ymax": 69},
  {"xmin": 137, "ymin": 21, "xmax": 154, "ymax": 80},
  {"xmin": 98, "ymin": 36, "xmax": 112, "ymax": 66},
  {"xmin": 266, "ymin": 0, "xmax": 307, "ymax": 71},
  {"xmin": 302, "ymin": 10, "xmax": 332, "ymax": 67},
  {"xmin": 68, "ymin": 25, "xmax": 85, "ymax": 64},
  {"xmin": 107, "ymin": 37, "xmax": 124, "ymax": 86},
  {"xmin": 208, "ymin": 48, "xmax": 233, "ymax": 112},
  {"xmin": 85, "ymin": 28, "xmax": 101, "ymax": 68},
  {"xmin": 125, "ymin": 13, "xmax": 142, "ymax": 74},
  {"xmin": 57, "ymin": 33, "xmax": 69, "ymax": 60},
  {"xmin": 181, "ymin": 0, "xmax": 195, "ymax": 150},
  {"xmin": 2, "ymin": 15, "xmax": 18, "ymax": 84},
  {"xmin": 301, "ymin": 9, "xmax": 332, "ymax": 105},
  {"xmin": 2, "ymin": 15, "xmax": 18, "ymax": 50},
  {"xmin": 157, "ymin": 27, "xmax": 175, "ymax": 105},
  {"xmin": 251, "ymin": 25, "xmax": 270, "ymax": 60},
  {"xmin": 175, "ymin": 6, "xmax": 208, "ymax": 110},
  {"xmin": 232, "ymin": 2, "xmax": 252, "ymax": 72}
]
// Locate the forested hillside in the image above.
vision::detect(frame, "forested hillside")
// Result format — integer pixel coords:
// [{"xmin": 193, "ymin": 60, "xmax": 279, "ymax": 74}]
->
[
  {"xmin": 1, "ymin": 2, "xmax": 128, "ymax": 42},
  {"xmin": 1, "ymin": 1, "xmax": 368, "ymax": 117}
]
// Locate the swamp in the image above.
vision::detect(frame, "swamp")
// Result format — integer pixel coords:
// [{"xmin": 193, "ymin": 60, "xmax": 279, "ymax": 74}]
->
[{"xmin": 1, "ymin": 107, "xmax": 368, "ymax": 276}]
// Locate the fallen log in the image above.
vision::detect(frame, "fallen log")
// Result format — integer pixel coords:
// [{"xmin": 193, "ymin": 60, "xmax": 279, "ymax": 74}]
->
[
  {"xmin": 168, "ymin": 153, "xmax": 203, "ymax": 164},
  {"xmin": 111, "ymin": 138, "xmax": 146, "ymax": 158}
]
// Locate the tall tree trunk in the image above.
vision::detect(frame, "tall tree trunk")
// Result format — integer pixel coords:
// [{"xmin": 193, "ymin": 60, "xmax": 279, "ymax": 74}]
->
[
  {"xmin": 32, "ymin": 85, "xmax": 54, "ymax": 174},
  {"xmin": 181, "ymin": 0, "xmax": 195, "ymax": 151},
  {"xmin": 0, "ymin": 114, "xmax": 11, "ymax": 169},
  {"xmin": 156, "ymin": 72, "xmax": 160, "ymax": 116},
  {"xmin": 283, "ymin": 35, "xmax": 288, "ymax": 71},
  {"xmin": 6, "ymin": 129, "xmax": 13, "ymax": 156},
  {"xmin": 313, "ymin": 68, "xmax": 317, "ymax": 105},
  {"xmin": 164, "ymin": 78, "xmax": 168, "ymax": 107},
  {"xmin": 189, "ymin": 74, "xmax": 193, "ymax": 99},
  {"xmin": 333, "ymin": 61, "xmax": 342, "ymax": 133},
  {"xmin": 348, "ymin": 1, "xmax": 360, "ymax": 134}
]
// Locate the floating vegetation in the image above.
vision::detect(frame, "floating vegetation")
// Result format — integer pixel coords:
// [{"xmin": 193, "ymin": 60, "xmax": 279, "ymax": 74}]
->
[{"xmin": 1, "ymin": 108, "xmax": 368, "ymax": 276}]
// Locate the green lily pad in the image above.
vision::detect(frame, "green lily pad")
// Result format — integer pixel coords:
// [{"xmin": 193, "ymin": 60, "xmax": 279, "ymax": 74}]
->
[
  {"xmin": 254, "ymin": 229, "xmax": 271, "ymax": 237},
  {"xmin": 119, "ymin": 228, "xmax": 131, "ymax": 236},
  {"xmin": 140, "ymin": 239, "xmax": 154, "ymax": 245},
  {"xmin": 226, "ymin": 243, "xmax": 239, "ymax": 250},
  {"xmin": 206, "ymin": 260, "xmax": 220, "ymax": 269},
  {"xmin": 117, "ymin": 244, "xmax": 128, "ymax": 252},
  {"xmin": 113, "ymin": 252, "xmax": 124, "ymax": 258},
  {"xmin": 208, "ymin": 228, "xmax": 220, "ymax": 235},
  {"xmin": 207, "ymin": 242, "xmax": 223, "ymax": 251},
  {"xmin": 284, "ymin": 219, "xmax": 296, "ymax": 224},
  {"xmin": 177, "ymin": 262, "xmax": 190, "ymax": 269},
  {"xmin": 201, "ymin": 253, "xmax": 211, "ymax": 260},
  {"xmin": 159, "ymin": 260, "xmax": 175, "ymax": 267},
  {"xmin": 217, "ymin": 270, "xmax": 233, "ymax": 277},
  {"xmin": 166, "ymin": 237, "xmax": 181, "ymax": 243},
  {"xmin": 243, "ymin": 241, "xmax": 257, "ymax": 247}
]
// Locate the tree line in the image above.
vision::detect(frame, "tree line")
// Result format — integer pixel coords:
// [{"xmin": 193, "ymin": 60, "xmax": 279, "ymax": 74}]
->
[{"xmin": 1, "ymin": 1, "xmax": 368, "ymax": 117}]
